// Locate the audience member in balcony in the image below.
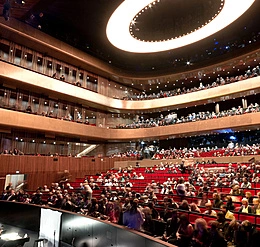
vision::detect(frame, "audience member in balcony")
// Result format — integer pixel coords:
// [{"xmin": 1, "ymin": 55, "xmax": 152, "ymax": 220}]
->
[
  {"xmin": 212, "ymin": 193, "xmax": 223, "ymax": 208},
  {"xmin": 239, "ymin": 198, "xmax": 253, "ymax": 213},
  {"xmin": 191, "ymin": 218, "xmax": 210, "ymax": 247},
  {"xmin": 204, "ymin": 202, "xmax": 217, "ymax": 217},
  {"xmin": 60, "ymin": 74, "xmax": 65, "ymax": 81},
  {"xmin": 169, "ymin": 214, "xmax": 193, "ymax": 246},
  {"xmin": 26, "ymin": 105, "xmax": 32, "ymax": 113},
  {"xmin": 161, "ymin": 209, "xmax": 180, "ymax": 243},
  {"xmin": 142, "ymin": 204, "xmax": 155, "ymax": 234}
]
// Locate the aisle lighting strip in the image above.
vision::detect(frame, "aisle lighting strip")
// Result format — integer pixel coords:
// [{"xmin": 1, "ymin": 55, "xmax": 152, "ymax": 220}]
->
[{"xmin": 106, "ymin": 0, "xmax": 255, "ymax": 53}]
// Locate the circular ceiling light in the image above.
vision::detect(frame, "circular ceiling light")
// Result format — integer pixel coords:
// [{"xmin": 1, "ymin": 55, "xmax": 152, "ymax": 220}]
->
[{"xmin": 106, "ymin": 0, "xmax": 255, "ymax": 53}]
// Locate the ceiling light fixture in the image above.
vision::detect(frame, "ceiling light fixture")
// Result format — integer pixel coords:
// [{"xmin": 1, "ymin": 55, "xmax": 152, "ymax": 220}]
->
[{"xmin": 106, "ymin": 0, "xmax": 255, "ymax": 53}]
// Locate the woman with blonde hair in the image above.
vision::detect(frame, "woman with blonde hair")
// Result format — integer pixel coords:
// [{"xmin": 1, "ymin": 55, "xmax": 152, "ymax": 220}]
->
[{"xmin": 252, "ymin": 198, "xmax": 260, "ymax": 215}]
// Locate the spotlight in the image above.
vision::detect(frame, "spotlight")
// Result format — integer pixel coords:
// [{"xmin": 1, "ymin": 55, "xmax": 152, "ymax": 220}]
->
[{"xmin": 15, "ymin": 0, "xmax": 25, "ymax": 5}]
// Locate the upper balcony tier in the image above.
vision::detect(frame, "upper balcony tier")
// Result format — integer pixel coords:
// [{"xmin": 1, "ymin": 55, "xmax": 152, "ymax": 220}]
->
[{"xmin": 1, "ymin": 60, "xmax": 260, "ymax": 113}]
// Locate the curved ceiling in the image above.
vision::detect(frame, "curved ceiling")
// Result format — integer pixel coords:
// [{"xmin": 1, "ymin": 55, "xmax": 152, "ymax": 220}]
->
[{"xmin": 13, "ymin": 0, "xmax": 259, "ymax": 76}]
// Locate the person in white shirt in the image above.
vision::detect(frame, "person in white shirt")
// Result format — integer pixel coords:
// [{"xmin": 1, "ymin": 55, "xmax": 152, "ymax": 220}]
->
[
  {"xmin": 239, "ymin": 198, "xmax": 253, "ymax": 213},
  {"xmin": 204, "ymin": 202, "xmax": 217, "ymax": 217},
  {"xmin": 241, "ymin": 177, "xmax": 252, "ymax": 188}
]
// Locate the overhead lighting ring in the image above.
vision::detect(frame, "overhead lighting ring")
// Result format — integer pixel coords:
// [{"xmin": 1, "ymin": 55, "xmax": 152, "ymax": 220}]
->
[{"xmin": 106, "ymin": 0, "xmax": 255, "ymax": 53}]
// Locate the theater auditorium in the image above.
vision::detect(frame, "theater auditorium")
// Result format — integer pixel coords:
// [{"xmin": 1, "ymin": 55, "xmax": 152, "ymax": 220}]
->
[{"xmin": 0, "ymin": 0, "xmax": 260, "ymax": 246}]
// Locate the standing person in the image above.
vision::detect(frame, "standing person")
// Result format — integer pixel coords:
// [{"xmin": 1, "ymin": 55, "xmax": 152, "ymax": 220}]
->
[
  {"xmin": 84, "ymin": 182, "xmax": 93, "ymax": 204},
  {"xmin": 3, "ymin": 0, "xmax": 11, "ymax": 21},
  {"xmin": 123, "ymin": 200, "xmax": 144, "ymax": 231}
]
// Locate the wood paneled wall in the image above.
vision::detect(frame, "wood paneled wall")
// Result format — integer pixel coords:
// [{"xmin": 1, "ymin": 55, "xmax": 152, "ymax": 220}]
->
[{"xmin": 0, "ymin": 155, "xmax": 137, "ymax": 190}]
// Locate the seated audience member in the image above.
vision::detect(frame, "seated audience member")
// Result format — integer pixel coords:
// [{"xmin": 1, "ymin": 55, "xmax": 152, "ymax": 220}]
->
[
  {"xmin": 142, "ymin": 206, "xmax": 154, "ymax": 234},
  {"xmin": 191, "ymin": 218, "xmax": 210, "ymax": 247},
  {"xmin": 5, "ymin": 182, "xmax": 13, "ymax": 191},
  {"xmin": 41, "ymin": 184, "xmax": 50, "ymax": 192},
  {"xmin": 225, "ymin": 196, "xmax": 235, "ymax": 211},
  {"xmin": 161, "ymin": 210, "xmax": 180, "ymax": 242},
  {"xmin": 179, "ymin": 200, "xmax": 190, "ymax": 211},
  {"xmin": 208, "ymin": 221, "xmax": 227, "ymax": 247},
  {"xmin": 190, "ymin": 203, "xmax": 201, "ymax": 213},
  {"xmin": 30, "ymin": 189, "xmax": 42, "ymax": 205},
  {"xmin": 6, "ymin": 189, "xmax": 16, "ymax": 201},
  {"xmin": 225, "ymin": 219, "xmax": 239, "ymax": 244},
  {"xmin": 251, "ymin": 173, "xmax": 259, "ymax": 183},
  {"xmin": 239, "ymin": 198, "xmax": 253, "ymax": 213},
  {"xmin": 87, "ymin": 197, "xmax": 99, "ymax": 217},
  {"xmin": 60, "ymin": 74, "xmax": 65, "ymax": 81},
  {"xmin": 230, "ymin": 184, "xmax": 242, "ymax": 195},
  {"xmin": 49, "ymin": 194, "xmax": 65, "ymax": 208},
  {"xmin": 198, "ymin": 193, "xmax": 210, "ymax": 207},
  {"xmin": 186, "ymin": 187, "xmax": 196, "ymax": 197},
  {"xmin": 252, "ymin": 198, "xmax": 260, "ymax": 215},
  {"xmin": 26, "ymin": 105, "xmax": 32, "ymax": 112},
  {"xmin": 240, "ymin": 177, "xmax": 251, "ymax": 189},
  {"xmin": 212, "ymin": 193, "xmax": 223, "ymax": 208},
  {"xmin": 204, "ymin": 202, "xmax": 217, "ymax": 217},
  {"xmin": 216, "ymin": 211, "xmax": 229, "ymax": 234},
  {"xmin": 245, "ymin": 191, "xmax": 253, "ymax": 204},
  {"xmin": 235, "ymin": 220, "xmax": 260, "ymax": 247},
  {"xmin": 197, "ymin": 187, "xmax": 204, "ymax": 197},
  {"xmin": 168, "ymin": 214, "xmax": 193, "ymax": 247}
]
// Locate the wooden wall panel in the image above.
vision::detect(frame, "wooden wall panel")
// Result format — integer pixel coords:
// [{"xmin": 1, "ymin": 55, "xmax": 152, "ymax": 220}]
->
[{"xmin": 0, "ymin": 156, "xmax": 137, "ymax": 190}]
